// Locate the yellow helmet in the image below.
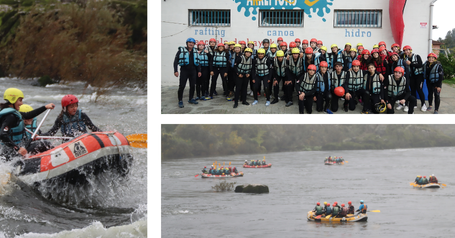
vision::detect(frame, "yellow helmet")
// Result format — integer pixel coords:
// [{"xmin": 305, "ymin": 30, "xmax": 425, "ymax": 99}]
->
[
  {"xmin": 229, "ymin": 41, "xmax": 235, "ymax": 45},
  {"xmin": 257, "ymin": 48, "xmax": 266, "ymax": 54},
  {"xmin": 244, "ymin": 48, "xmax": 253, "ymax": 53},
  {"xmin": 276, "ymin": 50, "xmax": 285, "ymax": 57},
  {"xmin": 4, "ymin": 88, "xmax": 24, "ymax": 104},
  {"xmin": 357, "ymin": 43, "xmax": 363, "ymax": 46},
  {"xmin": 291, "ymin": 48, "xmax": 300, "ymax": 54},
  {"xmin": 248, "ymin": 41, "xmax": 255, "ymax": 45},
  {"xmin": 19, "ymin": 104, "xmax": 33, "ymax": 113},
  {"xmin": 324, "ymin": 201, "xmax": 327, "ymax": 205},
  {"xmin": 270, "ymin": 43, "xmax": 277, "ymax": 49},
  {"xmin": 331, "ymin": 44, "xmax": 338, "ymax": 49},
  {"xmin": 345, "ymin": 43, "xmax": 352, "ymax": 46},
  {"xmin": 320, "ymin": 46, "xmax": 327, "ymax": 52},
  {"xmin": 350, "ymin": 48, "xmax": 357, "ymax": 52},
  {"xmin": 373, "ymin": 44, "xmax": 379, "ymax": 49},
  {"xmin": 234, "ymin": 44, "xmax": 241, "ymax": 48}
]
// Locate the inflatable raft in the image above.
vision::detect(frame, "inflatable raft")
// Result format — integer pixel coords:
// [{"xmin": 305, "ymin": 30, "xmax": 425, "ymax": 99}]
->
[
  {"xmin": 243, "ymin": 164, "xmax": 272, "ymax": 168},
  {"xmin": 410, "ymin": 182, "xmax": 441, "ymax": 188},
  {"xmin": 14, "ymin": 131, "xmax": 133, "ymax": 186},
  {"xmin": 201, "ymin": 172, "xmax": 244, "ymax": 178},
  {"xmin": 324, "ymin": 161, "xmax": 344, "ymax": 165},
  {"xmin": 307, "ymin": 211, "xmax": 367, "ymax": 222}
]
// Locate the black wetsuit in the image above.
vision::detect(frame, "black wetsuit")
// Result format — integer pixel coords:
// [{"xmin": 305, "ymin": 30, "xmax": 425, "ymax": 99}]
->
[{"xmin": 41, "ymin": 112, "xmax": 101, "ymax": 137}]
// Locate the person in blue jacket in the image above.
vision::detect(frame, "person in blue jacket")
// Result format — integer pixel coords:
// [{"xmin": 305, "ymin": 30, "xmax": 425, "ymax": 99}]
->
[
  {"xmin": 325, "ymin": 202, "xmax": 332, "ymax": 216},
  {"xmin": 356, "ymin": 200, "xmax": 367, "ymax": 214}
]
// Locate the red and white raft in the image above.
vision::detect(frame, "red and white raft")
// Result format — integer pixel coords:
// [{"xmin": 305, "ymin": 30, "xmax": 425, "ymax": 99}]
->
[
  {"xmin": 201, "ymin": 172, "xmax": 244, "ymax": 178},
  {"xmin": 15, "ymin": 131, "xmax": 133, "ymax": 186},
  {"xmin": 243, "ymin": 164, "xmax": 272, "ymax": 168}
]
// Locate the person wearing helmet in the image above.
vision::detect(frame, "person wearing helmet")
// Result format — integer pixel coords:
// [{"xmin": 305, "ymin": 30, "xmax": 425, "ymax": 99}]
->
[
  {"xmin": 331, "ymin": 202, "xmax": 341, "ymax": 217},
  {"xmin": 267, "ymin": 43, "xmax": 278, "ymax": 59},
  {"xmin": 228, "ymin": 41, "xmax": 236, "ymax": 52},
  {"xmin": 356, "ymin": 46, "xmax": 365, "ymax": 60},
  {"xmin": 233, "ymin": 166, "xmax": 238, "ymax": 174},
  {"xmin": 202, "ymin": 166, "xmax": 208, "ymax": 174},
  {"xmin": 371, "ymin": 49, "xmax": 388, "ymax": 78},
  {"xmin": 386, "ymin": 58, "xmax": 414, "ymax": 113},
  {"xmin": 356, "ymin": 200, "xmax": 367, "ymax": 214},
  {"xmin": 271, "ymin": 50, "xmax": 287, "ymax": 105},
  {"xmin": 294, "ymin": 38, "xmax": 302, "ymax": 52},
  {"xmin": 325, "ymin": 203, "xmax": 332, "ymax": 216},
  {"xmin": 422, "ymin": 176, "xmax": 429, "ymax": 184},
  {"xmin": 239, "ymin": 41, "xmax": 247, "ymax": 52},
  {"xmin": 363, "ymin": 63, "xmax": 385, "ymax": 114},
  {"xmin": 316, "ymin": 40, "xmax": 323, "ymax": 49},
  {"xmin": 233, "ymin": 47, "xmax": 253, "ymax": 108},
  {"xmin": 18, "ymin": 104, "xmax": 39, "ymax": 140},
  {"xmin": 261, "ymin": 38, "xmax": 271, "ymax": 55},
  {"xmin": 328, "ymin": 44, "xmax": 344, "ymax": 71},
  {"xmin": 423, "ymin": 53, "xmax": 443, "ymax": 114},
  {"xmin": 0, "ymin": 88, "xmax": 55, "ymax": 160},
  {"xmin": 209, "ymin": 43, "xmax": 230, "ymax": 99},
  {"xmin": 42, "ymin": 94, "xmax": 101, "ymax": 139},
  {"xmin": 345, "ymin": 60, "xmax": 366, "ymax": 112},
  {"xmin": 313, "ymin": 202, "xmax": 325, "ymax": 216},
  {"xmin": 329, "ymin": 62, "xmax": 349, "ymax": 112},
  {"xmin": 309, "ymin": 38, "xmax": 318, "ymax": 52},
  {"xmin": 341, "ymin": 43, "xmax": 352, "ymax": 67},
  {"xmin": 391, "ymin": 43, "xmax": 403, "ymax": 58},
  {"xmin": 227, "ymin": 44, "xmax": 243, "ymax": 101},
  {"xmin": 429, "ymin": 174, "xmax": 438, "ymax": 183},
  {"xmin": 348, "ymin": 201, "xmax": 355, "ymax": 214},
  {"xmin": 315, "ymin": 61, "xmax": 331, "ymax": 113},
  {"xmin": 285, "ymin": 48, "xmax": 304, "ymax": 107},
  {"xmin": 244, "ymin": 160, "xmax": 248, "ymax": 165},
  {"xmin": 303, "ymin": 47, "xmax": 320, "ymax": 72},
  {"xmin": 195, "ymin": 41, "xmax": 211, "ymax": 101},
  {"xmin": 317, "ymin": 46, "xmax": 329, "ymax": 67},
  {"xmin": 296, "ymin": 64, "xmax": 318, "ymax": 114},
  {"xmin": 403, "ymin": 45, "xmax": 427, "ymax": 112},
  {"xmin": 247, "ymin": 41, "xmax": 257, "ymax": 59},
  {"xmin": 356, "ymin": 43, "xmax": 363, "ymax": 52},
  {"xmin": 414, "ymin": 175, "xmax": 422, "ymax": 184},
  {"xmin": 344, "ymin": 48, "xmax": 358, "ymax": 71},
  {"xmin": 373, "ymin": 44, "xmax": 379, "ymax": 50},
  {"xmin": 276, "ymin": 37, "xmax": 283, "ymax": 46},
  {"xmin": 173, "ymin": 37, "xmax": 202, "ymax": 108},
  {"xmin": 251, "ymin": 48, "xmax": 273, "ymax": 106},
  {"xmin": 339, "ymin": 204, "xmax": 348, "ymax": 217},
  {"xmin": 359, "ymin": 49, "xmax": 372, "ymax": 71}
]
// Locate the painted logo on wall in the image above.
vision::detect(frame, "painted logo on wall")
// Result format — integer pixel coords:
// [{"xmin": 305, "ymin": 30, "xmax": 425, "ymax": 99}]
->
[{"xmin": 233, "ymin": 0, "xmax": 334, "ymax": 22}]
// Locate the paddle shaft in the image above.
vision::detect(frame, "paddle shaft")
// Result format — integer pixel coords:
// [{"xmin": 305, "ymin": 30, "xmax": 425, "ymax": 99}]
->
[{"xmin": 25, "ymin": 109, "xmax": 51, "ymax": 148}]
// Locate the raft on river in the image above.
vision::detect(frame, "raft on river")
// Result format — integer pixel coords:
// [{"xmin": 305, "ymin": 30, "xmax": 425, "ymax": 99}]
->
[
  {"xmin": 14, "ymin": 131, "xmax": 133, "ymax": 186},
  {"xmin": 324, "ymin": 161, "xmax": 344, "ymax": 165},
  {"xmin": 243, "ymin": 164, "xmax": 271, "ymax": 168},
  {"xmin": 410, "ymin": 182, "xmax": 441, "ymax": 188},
  {"xmin": 307, "ymin": 211, "xmax": 367, "ymax": 222},
  {"xmin": 201, "ymin": 172, "xmax": 244, "ymax": 178}
]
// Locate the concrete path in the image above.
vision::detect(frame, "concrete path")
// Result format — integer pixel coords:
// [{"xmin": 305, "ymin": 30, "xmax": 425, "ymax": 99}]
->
[{"xmin": 161, "ymin": 81, "xmax": 455, "ymax": 114}]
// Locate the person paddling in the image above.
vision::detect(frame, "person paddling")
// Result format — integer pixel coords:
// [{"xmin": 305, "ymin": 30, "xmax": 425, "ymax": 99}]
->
[
  {"xmin": 0, "ymin": 88, "xmax": 55, "ymax": 161},
  {"xmin": 356, "ymin": 200, "xmax": 367, "ymax": 214}
]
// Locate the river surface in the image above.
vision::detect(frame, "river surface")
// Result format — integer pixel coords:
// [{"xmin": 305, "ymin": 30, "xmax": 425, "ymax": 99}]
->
[
  {"xmin": 162, "ymin": 147, "xmax": 455, "ymax": 237},
  {"xmin": 0, "ymin": 77, "xmax": 147, "ymax": 237}
]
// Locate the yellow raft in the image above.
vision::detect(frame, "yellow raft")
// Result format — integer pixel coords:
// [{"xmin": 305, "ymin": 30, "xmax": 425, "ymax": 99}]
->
[
  {"xmin": 410, "ymin": 182, "xmax": 441, "ymax": 188},
  {"xmin": 307, "ymin": 211, "xmax": 367, "ymax": 222}
]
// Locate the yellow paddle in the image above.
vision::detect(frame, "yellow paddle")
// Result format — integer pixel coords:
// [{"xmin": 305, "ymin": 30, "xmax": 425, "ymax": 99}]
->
[
  {"xmin": 441, "ymin": 183, "xmax": 447, "ymax": 187},
  {"xmin": 325, "ymin": 214, "xmax": 332, "ymax": 219},
  {"xmin": 368, "ymin": 210, "xmax": 380, "ymax": 212},
  {"xmin": 229, "ymin": 162, "xmax": 231, "ymax": 166},
  {"xmin": 126, "ymin": 134, "xmax": 147, "ymax": 148}
]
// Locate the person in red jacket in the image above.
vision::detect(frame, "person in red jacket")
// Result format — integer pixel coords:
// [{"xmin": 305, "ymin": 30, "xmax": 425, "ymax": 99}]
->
[{"xmin": 429, "ymin": 174, "xmax": 438, "ymax": 183}]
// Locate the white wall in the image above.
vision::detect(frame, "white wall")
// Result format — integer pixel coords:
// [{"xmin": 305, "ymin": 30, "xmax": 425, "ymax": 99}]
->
[{"xmin": 162, "ymin": 0, "xmax": 433, "ymax": 86}]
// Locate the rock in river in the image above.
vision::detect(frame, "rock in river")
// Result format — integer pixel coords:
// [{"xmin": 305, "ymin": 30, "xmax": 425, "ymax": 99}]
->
[{"xmin": 235, "ymin": 184, "xmax": 269, "ymax": 193}]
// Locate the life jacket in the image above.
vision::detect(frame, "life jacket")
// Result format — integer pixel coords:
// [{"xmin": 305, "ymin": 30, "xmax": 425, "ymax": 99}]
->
[
  {"xmin": 288, "ymin": 57, "xmax": 304, "ymax": 76},
  {"xmin": 332, "ymin": 206, "xmax": 340, "ymax": 215},
  {"xmin": 298, "ymin": 73, "xmax": 317, "ymax": 93},
  {"xmin": 359, "ymin": 204, "xmax": 367, "ymax": 213},
  {"xmin": 206, "ymin": 46, "xmax": 216, "ymax": 55},
  {"xmin": 364, "ymin": 73, "xmax": 382, "ymax": 94},
  {"xmin": 424, "ymin": 62, "xmax": 442, "ymax": 83},
  {"xmin": 255, "ymin": 57, "xmax": 270, "ymax": 77},
  {"xmin": 348, "ymin": 70, "xmax": 365, "ymax": 92},
  {"xmin": 409, "ymin": 54, "xmax": 424, "ymax": 75},
  {"xmin": 325, "ymin": 206, "xmax": 332, "ymax": 214},
  {"xmin": 303, "ymin": 55, "xmax": 318, "ymax": 72},
  {"xmin": 60, "ymin": 109, "xmax": 87, "ymax": 137},
  {"xmin": 197, "ymin": 50, "xmax": 210, "ymax": 67},
  {"xmin": 212, "ymin": 51, "xmax": 228, "ymax": 68},
  {"xmin": 340, "ymin": 207, "xmax": 348, "ymax": 216},
  {"xmin": 373, "ymin": 59, "xmax": 387, "ymax": 75},
  {"xmin": 330, "ymin": 71, "xmax": 347, "ymax": 91},
  {"xmin": 267, "ymin": 50, "xmax": 277, "ymax": 59},
  {"xmin": 348, "ymin": 205, "xmax": 355, "ymax": 214},
  {"xmin": 237, "ymin": 55, "xmax": 253, "ymax": 75},
  {"xmin": 230, "ymin": 52, "xmax": 241, "ymax": 68},
  {"xmin": 328, "ymin": 50, "xmax": 344, "ymax": 69},
  {"xmin": 24, "ymin": 118, "xmax": 37, "ymax": 140},
  {"xmin": 0, "ymin": 108, "xmax": 25, "ymax": 145},
  {"xmin": 391, "ymin": 59, "xmax": 406, "ymax": 75},
  {"xmin": 345, "ymin": 55, "xmax": 357, "ymax": 69},
  {"xmin": 316, "ymin": 72, "xmax": 331, "ymax": 93},
  {"xmin": 315, "ymin": 205, "xmax": 323, "ymax": 215},
  {"xmin": 429, "ymin": 176, "xmax": 437, "ymax": 183},
  {"xmin": 387, "ymin": 75, "xmax": 407, "ymax": 97},
  {"xmin": 177, "ymin": 46, "xmax": 200, "ymax": 67},
  {"xmin": 273, "ymin": 57, "xmax": 287, "ymax": 78}
]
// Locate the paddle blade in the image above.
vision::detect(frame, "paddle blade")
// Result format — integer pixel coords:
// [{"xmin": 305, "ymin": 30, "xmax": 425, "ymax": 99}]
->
[
  {"xmin": 441, "ymin": 184, "xmax": 447, "ymax": 187},
  {"xmin": 325, "ymin": 215, "xmax": 332, "ymax": 219},
  {"xmin": 368, "ymin": 210, "xmax": 380, "ymax": 212},
  {"xmin": 195, "ymin": 174, "xmax": 199, "ymax": 177},
  {"xmin": 229, "ymin": 162, "xmax": 231, "ymax": 166},
  {"xmin": 126, "ymin": 134, "xmax": 147, "ymax": 148},
  {"xmin": 315, "ymin": 215, "xmax": 321, "ymax": 219},
  {"xmin": 129, "ymin": 141, "xmax": 147, "ymax": 148}
]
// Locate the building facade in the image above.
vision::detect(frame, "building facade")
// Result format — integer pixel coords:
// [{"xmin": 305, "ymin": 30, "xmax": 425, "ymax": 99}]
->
[{"xmin": 162, "ymin": 0, "xmax": 436, "ymax": 85}]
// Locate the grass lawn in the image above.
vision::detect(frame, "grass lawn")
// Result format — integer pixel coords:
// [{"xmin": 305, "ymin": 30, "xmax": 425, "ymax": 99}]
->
[{"xmin": 444, "ymin": 78, "xmax": 455, "ymax": 86}]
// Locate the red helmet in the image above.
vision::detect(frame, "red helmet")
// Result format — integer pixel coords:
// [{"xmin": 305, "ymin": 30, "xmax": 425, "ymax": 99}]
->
[
  {"xmin": 305, "ymin": 47, "xmax": 313, "ymax": 54},
  {"xmin": 239, "ymin": 41, "xmax": 246, "ymax": 45},
  {"xmin": 295, "ymin": 38, "xmax": 301, "ymax": 43},
  {"xmin": 277, "ymin": 37, "xmax": 283, "ymax": 41},
  {"xmin": 424, "ymin": 176, "xmax": 426, "ymax": 178},
  {"xmin": 378, "ymin": 41, "xmax": 386, "ymax": 47},
  {"xmin": 317, "ymin": 40, "xmax": 323, "ymax": 45},
  {"xmin": 348, "ymin": 201, "xmax": 352, "ymax": 205},
  {"xmin": 302, "ymin": 39, "xmax": 309, "ymax": 44},
  {"xmin": 362, "ymin": 49, "xmax": 370, "ymax": 55},
  {"xmin": 217, "ymin": 43, "xmax": 224, "ymax": 47},
  {"xmin": 209, "ymin": 38, "xmax": 216, "ymax": 42},
  {"xmin": 307, "ymin": 64, "xmax": 317, "ymax": 71},
  {"xmin": 197, "ymin": 41, "xmax": 205, "ymax": 46},
  {"xmin": 310, "ymin": 38, "xmax": 317, "ymax": 43},
  {"xmin": 403, "ymin": 45, "xmax": 412, "ymax": 51},
  {"xmin": 394, "ymin": 67, "xmax": 405, "ymax": 74},
  {"xmin": 280, "ymin": 42, "xmax": 288, "ymax": 47},
  {"xmin": 317, "ymin": 202, "xmax": 320, "ymax": 205},
  {"xmin": 334, "ymin": 202, "xmax": 338, "ymax": 205},
  {"xmin": 334, "ymin": 87, "xmax": 345, "ymax": 97},
  {"xmin": 352, "ymin": 60, "xmax": 361, "ymax": 66},
  {"xmin": 428, "ymin": 53, "xmax": 438, "ymax": 59},
  {"xmin": 289, "ymin": 42, "xmax": 297, "ymax": 48},
  {"xmin": 371, "ymin": 49, "xmax": 379, "ymax": 55},
  {"xmin": 391, "ymin": 43, "xmax": 400, "ymax": 50},
  {"xmin": 327, "ymin": 203, "xmax": 330, "ymax": 206},
  {"xmin": 341, "ymin": 204, "xmax": 345, "ymax": 207},
  {"xmin": 233, "ymin": 167, "xmax": 236, "ymax": 169},
  {"xmin": 319, "ymin": 61, "xmax": 328, "ymax": 68},
  {"xmin": 61, "ymin": 94, "xmax": 79, "ymax": 108},
  {"xmin": 379, "ymin": 46, "xmax": 386, "ymax": 52}
]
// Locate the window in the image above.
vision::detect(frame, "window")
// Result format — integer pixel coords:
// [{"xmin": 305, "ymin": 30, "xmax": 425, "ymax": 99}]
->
[
  {"xmin": 259, "ymin": 10, "xmax": 304, "ymax": 27},
  {"xmin": 334, "ymin": 10, "xmax": 382, "ymax": 28},
  {"xmin": 189, "ymin": 10, "xmax": 230, "ymax": 27}
]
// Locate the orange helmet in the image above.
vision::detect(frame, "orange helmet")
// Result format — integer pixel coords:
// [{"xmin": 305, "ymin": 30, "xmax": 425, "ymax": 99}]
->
[
  {"xmin": 394, "ymin": 67, "xmax": 405, "ymax": 74},
  {"xmin": 310, "ymin": 38, "xmax": 317, "ymax": 43},
  {"xmin": 305, "ymin": 47, "xmax": 313, "ymax": 54},
  {"xmin": 319, "ymin": 61, "xmax": 328, "ymax": 68},
  {"xmin": 302, "ymin": 39, "xmax": 309, "ymax": 44},
  {"xmin": 295, "ymin": 38, "xmax": 301, "ymax": 43},
  {"xmin": 307, "ymin": 64, "xmax": 317, "ymax": 71},
  {"xmin": 352, "ymin": 60, "xmax": 361, "ymax": 66},
  {"xmin": 428, "ymin": 53, "xmax": 438, "ymax": 59}
]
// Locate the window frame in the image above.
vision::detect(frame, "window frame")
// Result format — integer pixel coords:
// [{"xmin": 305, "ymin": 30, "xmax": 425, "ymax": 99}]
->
[
  {"xmin": 258, "ymin": 9, "xmax": 305, "ymax": 28},
  {"xmin": 188, "ymin": 9, "xmax": 231, "ymax": 27},
  {"xmin": 333, "ymin": 9, "xmax": 383, "ymax": 28}
]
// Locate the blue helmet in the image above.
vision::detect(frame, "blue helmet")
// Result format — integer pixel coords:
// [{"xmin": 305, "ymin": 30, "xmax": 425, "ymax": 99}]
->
[
  {"xmin": 360, "ymin": 200, "xmax": 364, "ymax": 203},
  {"xmin": 186, "ymin": 38, "xmax": 196, "ymax": 44}
]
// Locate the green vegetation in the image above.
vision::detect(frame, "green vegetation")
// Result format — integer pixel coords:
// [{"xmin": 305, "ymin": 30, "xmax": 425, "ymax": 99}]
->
[
  {"xmin": 212, "ymin": 181, "xmax": 236, "ymax": 192},
  {"xmin": 162, "ymin": 125, "xmax": 455, "ymax": 160}
]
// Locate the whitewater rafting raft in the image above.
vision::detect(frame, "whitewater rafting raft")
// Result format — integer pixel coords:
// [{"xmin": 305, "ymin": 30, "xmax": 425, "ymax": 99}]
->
[
  {"xmin": 410, "ymin": 182, "xmax": 442, "ymax": 188},
  {"xmin": 14, "ymin": 131, "xmax": 133, "ymax": 186},
  {"xmin": 201, "ymin": 172, "xmax": 244, "ymax": 178},
  {"xmin": 243, "ymin": 164, "xmax": 271, "ymax": 168},
  {"xmin": 324, "ymin": 161, "xmax": 344, "ymax": 165},
  {"xmin": 307, "ymin": 211, "xmax": 368, "ymax": 222}
]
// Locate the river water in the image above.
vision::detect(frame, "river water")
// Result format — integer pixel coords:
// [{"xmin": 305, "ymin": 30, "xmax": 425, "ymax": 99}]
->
[
  {"xmin": 0, "ymin": 77, "xmax": 147, "ymax": 237},
  {"xmin": 162, "ymin": 147, "xmax": 455, "ymax": 237}
]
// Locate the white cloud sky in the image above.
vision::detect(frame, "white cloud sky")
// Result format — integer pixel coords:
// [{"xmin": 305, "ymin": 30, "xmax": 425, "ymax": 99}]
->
[{"xmin": 432, "ymin": 0, "xmax": 455, "ymax": 40}]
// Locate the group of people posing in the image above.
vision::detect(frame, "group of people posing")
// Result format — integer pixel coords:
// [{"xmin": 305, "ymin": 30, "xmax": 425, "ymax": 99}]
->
[
  {"xmin": 174, "ymin": 37, "xmax": 444, "ymax": 114},
  {"xmin": 202, "ymin": 165, "xmax": 239, "ymax": 175},
  {"xmin": 244, "ymin": 159, "xmax": 267, "ymax": 166},
  {"xmin": 0, "ymin": 88, "xmax": 101, "ymax": 161},
  {"xmin": 324, "ymin": 156, "xmax": 345, "ymax": 163},
  {"xmin": 414, "ymin": 174, "xmax": 438, "ymax": 185},
  {"xmin": 312, "ymin": 200, "xmax": 368, "ymax": 218}
]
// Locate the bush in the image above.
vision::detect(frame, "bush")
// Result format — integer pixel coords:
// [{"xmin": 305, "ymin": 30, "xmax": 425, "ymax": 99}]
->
[
  {"xmin": 438, "ymin": 52, "xmax": 455, "ymax": 79},
  {"xmin": 212, "ymin": 181, "xmax": 236, "ymax": 192},
  {"xmin": 37, "ymin": 75, "xmax": 54, "ymax": 87}
]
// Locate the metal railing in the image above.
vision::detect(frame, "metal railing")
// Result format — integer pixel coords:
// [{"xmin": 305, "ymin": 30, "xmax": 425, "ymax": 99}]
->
[
  {"xmin": 259, "ymin": 10, "xmax": 304, "ymax": 27},
  {"xmin": 189, "ymin": 10, "xmax": 231, "ymax": 27},
  {"xmin": 334, "ymin": 10, "xmax": 382, "ymax": 28}
]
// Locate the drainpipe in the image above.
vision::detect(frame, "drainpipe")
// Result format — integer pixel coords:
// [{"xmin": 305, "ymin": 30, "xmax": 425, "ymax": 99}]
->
[{"xmin": 429, "ymin": 0, "xmax": 437, "ymax": 55}]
